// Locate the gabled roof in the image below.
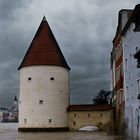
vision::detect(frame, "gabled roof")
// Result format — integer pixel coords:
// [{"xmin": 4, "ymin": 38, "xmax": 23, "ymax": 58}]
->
[{"xmin": 18, "ymin": 16, "xmax": 70, "ymax": 70}]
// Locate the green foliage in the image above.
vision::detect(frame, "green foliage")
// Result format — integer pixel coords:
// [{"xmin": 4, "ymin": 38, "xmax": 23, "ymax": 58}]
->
[{"xmin": 93, "ymin": 89, "xmax": 110, "ymax": 105}]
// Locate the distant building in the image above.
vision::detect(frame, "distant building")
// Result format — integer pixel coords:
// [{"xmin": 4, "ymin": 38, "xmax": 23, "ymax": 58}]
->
[
  {"xmin": 9, "ymin": 96, "xmax": 18, "ymax": 122},
  {"xmin": 111, "ymin": 4, "xmax": 140, "ymax": 139},
  {"xmin": 13, "ymin": 96, "xmax": 18, "ymax": 107},
  {"xmin": 0, "ymin": 111, "xmax": 2, "ymax": 122},
  {"xmin": 18, "ymin": 16, "xmax": 70, "ymax": 131},
  {"xmin": 0, "ymin": 107, "xmax": 9, "ymax": 122},
  {"xmin": 1, "ymin": 96, "xmax": 18, "ymax": 122}
]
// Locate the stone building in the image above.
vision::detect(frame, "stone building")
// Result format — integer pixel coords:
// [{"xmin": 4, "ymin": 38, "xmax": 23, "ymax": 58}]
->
[
  {"xmin": 68, "ymin": 104, "xmax": 113, "ymax": 131},
  {"xmin": 18, "ymin": 16, "xmax": 114, "ymax": 132},
  {"xmin": 121, "ymin": 4, "xmax": 140, "ymax": 139},
  {"xmin": 111, "ymin": 4, "xmax": 140, "ymax": 139},
  {"xmin": 18, "ymin": 16, "xmax": 70, "ymax": 131},
  {"xmin": 111, "ymin": 9, "xmax": 133, "ymax": 134}
]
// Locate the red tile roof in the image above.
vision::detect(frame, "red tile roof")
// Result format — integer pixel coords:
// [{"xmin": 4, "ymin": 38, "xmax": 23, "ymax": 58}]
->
[
  {"xmin": 68, "ymin": 104, "xmax": 113, "ymax": 111},
  {"xmin": 18, "ymin": 16, "xmax": 70, "ymax": 70}
]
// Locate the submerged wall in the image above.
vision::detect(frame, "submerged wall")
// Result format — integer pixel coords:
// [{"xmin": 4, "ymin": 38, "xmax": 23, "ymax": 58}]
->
[{"xmin": 68, "ymin": 109, "xmax": 114, "ymax": 132}]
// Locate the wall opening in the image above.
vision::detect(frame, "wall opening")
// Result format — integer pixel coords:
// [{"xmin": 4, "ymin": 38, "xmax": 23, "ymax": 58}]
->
[
  {"xmin": 50, "ymin": 77, "xmax": 54, "ymax": 80},
  {"xmin": 39, "ymin": 100, "xmax": 43, "ymax": 104},
  {"xmin": 28, "ymin": 77, "xmax": 32, "ymax": 81},
  {"xmin": 49, "ymin": 119, "xmax": 52, "ymax": 123},
  {"xmin": 24, "ymin": 118, "xmax": 27, "ymax": 124},
  {"xmin": 101, "ymin": 113, "xmax": 102, "ymax": 117}
]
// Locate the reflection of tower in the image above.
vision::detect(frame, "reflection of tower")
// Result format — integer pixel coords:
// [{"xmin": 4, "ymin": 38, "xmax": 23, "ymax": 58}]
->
[{"xmin": 18, "ymin": 16, "xmax": 70, "ymax": 131}]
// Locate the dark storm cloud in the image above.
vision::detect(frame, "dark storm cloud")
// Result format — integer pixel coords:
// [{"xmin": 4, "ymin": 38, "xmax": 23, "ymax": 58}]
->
[
  {"xmin": 0, "ymin": 0, "xmax": 30, "ymax": 107},
  {"xmin": 0, "ymin": 0, "xmax": 28, "ymax": 21},
  {"xmin": 51, "ymin": 7, "xmax": 112, "ymax": 104},
  {"xmin": 49, "ymin": 0, "xmax": 139, "ymax": 104},
  {"xmin": 0, "ymin": 0, "xmax": 139, "ymax": 107}
]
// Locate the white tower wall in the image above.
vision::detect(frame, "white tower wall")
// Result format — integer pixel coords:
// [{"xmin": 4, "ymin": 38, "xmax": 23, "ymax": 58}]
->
[{"xmin": 19, "ymin": 66, "xmax": 69, "ymax": 129}]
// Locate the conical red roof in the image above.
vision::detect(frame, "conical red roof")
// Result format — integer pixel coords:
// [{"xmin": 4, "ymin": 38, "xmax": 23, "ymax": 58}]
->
[{"xmin": 18, "ymin": 16, "xmax": 70, "ymax": 70}]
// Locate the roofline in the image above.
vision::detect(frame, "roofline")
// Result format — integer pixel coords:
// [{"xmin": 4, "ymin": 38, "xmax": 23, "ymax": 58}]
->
[
  {"xmin": 19, "ymin": 64, "xmax": 71, "ymax": 70},
  {"xmin": 18, "ymin": 17, "xmax": 45, "ymax": 70},
  {"xmin": 68, "ymin": 104, "xmax": 113, "ymax": 111},
  {"xmin": 119, "ymin": 9, "xmax": 133, "ymax": 12},
  {"xmin": 121, "ymin": 4, "xmax": 140, "ymax": 36},
  {"xmin": 112, "ymin": 9, "xmax": 133, "ymax": 43}
]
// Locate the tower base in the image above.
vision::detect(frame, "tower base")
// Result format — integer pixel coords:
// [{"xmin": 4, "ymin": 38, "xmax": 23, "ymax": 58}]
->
[{"xmin": 18, "ymin": 127, "xmax": 69, "ymax": 132}]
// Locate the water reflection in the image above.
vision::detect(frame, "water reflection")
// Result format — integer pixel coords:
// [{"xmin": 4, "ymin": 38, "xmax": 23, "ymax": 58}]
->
[{"xmin": 0, "ymin": 123, "xmax": 127, "ymax": 140}]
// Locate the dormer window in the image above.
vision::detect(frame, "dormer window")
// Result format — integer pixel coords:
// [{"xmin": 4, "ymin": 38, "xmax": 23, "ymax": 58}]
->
[
  {"xmin": 134, "ymin": 50, "xmax": 140, "ymax": 68},
  {"xmin": 134, "ymin": 15, "xmax": 140, "ymax": 32}
]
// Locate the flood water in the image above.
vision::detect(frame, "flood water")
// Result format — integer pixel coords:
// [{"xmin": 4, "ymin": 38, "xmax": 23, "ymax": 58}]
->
[{"xmin": 0, "ymin": 123, "xmax": 128, "ymax": 140}]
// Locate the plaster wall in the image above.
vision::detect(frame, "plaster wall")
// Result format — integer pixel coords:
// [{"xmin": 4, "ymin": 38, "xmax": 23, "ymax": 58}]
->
[
  {"xmin": 19, "ymin": 66, "xmax": 69, "ymax": 129},
  {"xmin": 123, "ymin": 22, "xmax": 140, "ymax": 139},
  {"xmin": 69, "ymin": 110, "xmax": 113, "ymax": 131}
]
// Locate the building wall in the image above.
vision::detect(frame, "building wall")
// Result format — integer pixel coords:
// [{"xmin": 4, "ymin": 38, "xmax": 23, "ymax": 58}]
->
[
  {"xmin": 111, "ymin": 10, "xmax": 133, "ymax": 134},
  {"xmin": 113, "ymin": 29, "xmax": 124, "ymax": 134},
  {"xmin": 111, "ymin": 60, "xmax": 116, "ymax": 107},
  {"xmin": 19, "ymin": 66, "xmax": 69, "ymax": 129},
  {"xmin": 0, "ymin": 111, "xmax": 2, "ymax": 122},
  {"xmin": 123, "ymin": 22, "xmax": 140, "ymax": 139},
  {"xmin": 68, "ymin": 110, "xmax": 113, "ymax": 131}
]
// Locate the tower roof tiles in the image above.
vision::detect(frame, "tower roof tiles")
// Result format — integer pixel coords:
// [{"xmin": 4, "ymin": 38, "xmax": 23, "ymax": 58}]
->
[{"xmin": 19, "ymin": 16, "xmax": 70, "ymax": 70}]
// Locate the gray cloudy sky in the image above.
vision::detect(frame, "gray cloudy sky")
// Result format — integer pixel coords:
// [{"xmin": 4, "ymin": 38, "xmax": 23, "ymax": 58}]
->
[{"xmin": 0, "ymin": 0, "xmax": 139, "ymax": 107}]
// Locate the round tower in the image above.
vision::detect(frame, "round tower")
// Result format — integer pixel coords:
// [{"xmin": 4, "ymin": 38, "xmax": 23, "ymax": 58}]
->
[{"xmin": 18, "ymin": 16, "xmax": 70, "ymax": 131}]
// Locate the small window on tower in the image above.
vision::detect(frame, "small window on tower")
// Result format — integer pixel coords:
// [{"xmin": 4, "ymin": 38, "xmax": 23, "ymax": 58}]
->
[
  {"xmin": 28, "ymin": 77, "xmax": 32, "ymax": 81},
  {"xmin": 50, "ymin": 77, "xmax": 54, "ymax": 80},
  {"xmin": 101, "ymin": 113, "xmax": 102, "ymax": 117},
  {"xmin": 49, "ymin": 119, "xmax": 52, "ymax": 123},
  {"xmin": 39, "ymin": 100, "xmax": 43, "ymax": 104},
  {"xmin": 24, "ymin": 118, "xmax": 27, "ymax": 124}
]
